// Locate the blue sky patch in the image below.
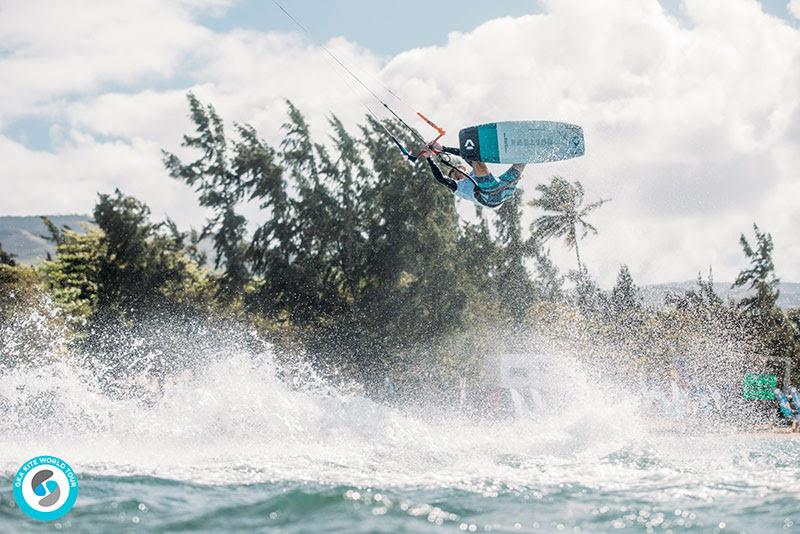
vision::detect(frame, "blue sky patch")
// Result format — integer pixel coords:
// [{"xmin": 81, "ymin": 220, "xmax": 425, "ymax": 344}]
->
[
  {"xmin": 4, "ymin": 116, "xmax": 62, "ymax": 152},
  {"xmin": 198, "ymin": 0, "xmax": 542, "ymax": 56}
]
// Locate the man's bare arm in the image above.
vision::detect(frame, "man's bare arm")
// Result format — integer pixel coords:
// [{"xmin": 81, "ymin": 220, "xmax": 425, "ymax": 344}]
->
[{"xmin": 470, "ymin": 161, "xmax": 490, "ymax": 177}]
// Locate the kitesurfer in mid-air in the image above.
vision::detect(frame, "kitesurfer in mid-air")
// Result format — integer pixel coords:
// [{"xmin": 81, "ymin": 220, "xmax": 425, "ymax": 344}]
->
[
  {"xmin": 270, "ymin": 2, "xmax": 582, "ymax": 209},
  {"xmin": 419, "ymin": 144, "xmax": 526, "ymax": 208}
]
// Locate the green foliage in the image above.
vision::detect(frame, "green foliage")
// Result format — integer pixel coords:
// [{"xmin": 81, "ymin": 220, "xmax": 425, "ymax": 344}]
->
[
  {"xmin": 610, "ymin": 264, "xmax": 642, "ymax": 315},
  {"xmin": 93, "ymin": 190, "xmax": 207, "ymax": 315},
  {"xmin": 0, "ymin": 264, "xmax": 42, "ymax": 321},
  {"xmin": 351, "ymin": 114, "xmax": 467, "ymax": 369},
  {"xmin": 530, "ymin": 242, "xmax": 563, "ymax": 303},
  {"xmin": 40, "ymin": 216, "xmax": 65, "ymax": 247},
  {"xmin": 247, "ymin": 102, "xmax": 367, "ymax": 322},
  {"xmin": 458, "ymin": 213, "xmax": 499, "ymax": 310},
  {"xmin": 163, "ymin": 93, "xmax": 263, "ymax": 301},
  {"xmin": 733, "ymin": 223, "xmax": 780, "ymax": 316},
  {"xmin": 727, "ymin": 224, "xmax": 799, "ymax": 381},
  {"xmin": 164, "ymin": 96, "xmax": 482, "ymax": 380},
  {"xmin": 40, "ymin": 226, "xmax": 103, "ymax": 321},
  {"xmin": 0, "ymin": 242, "xmax": 17, "ymax": 266},
  {"xmin": 493, "ymin": 192, "xmax": 536, "ymax": 325},
  {"xmin": 0, "ymin": 263, "xmax": 70, "ymax": 366},
  {"xmin": 666, "ymin": 268, "xmax": 725, "ymax": 321},
  {"xmin": 569, "ymin": 266, "xmax": 606, "ymax": 315},
  {"xmin": 10, "ymin": 95, "xmax": 797, "ymax": 395}
]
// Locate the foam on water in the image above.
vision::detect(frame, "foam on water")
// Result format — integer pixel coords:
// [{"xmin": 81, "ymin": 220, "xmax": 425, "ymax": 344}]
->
[
  {"xmin": 2, "ymin": 336, "xmax": 799, "ymax": 504},
  {"xmin": 0, "ymin": 350, "xmax": 613, "ymax": 483},
  {"xmin": 2, "ymin": 305, "xmax": 800, "ymax": 534}
]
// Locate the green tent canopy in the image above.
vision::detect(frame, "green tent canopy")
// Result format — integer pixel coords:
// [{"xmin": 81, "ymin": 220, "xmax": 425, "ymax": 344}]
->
[{"xmin": 742, "ymin": 373, "xmax": 777, "ymax": 400}]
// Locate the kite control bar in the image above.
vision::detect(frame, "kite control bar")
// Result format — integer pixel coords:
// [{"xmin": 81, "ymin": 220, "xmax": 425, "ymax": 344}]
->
[
  {"xmin": 387, "ymin": 112, "xmax": 447, "ymax": 163},
  {"xmin": 413, "ymin": 112, "xmax": 447, "ymax": 160}
]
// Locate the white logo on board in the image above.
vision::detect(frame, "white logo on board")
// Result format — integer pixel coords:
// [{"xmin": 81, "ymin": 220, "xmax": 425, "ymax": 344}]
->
[{"xmin": 464, "ymin": 139, "xmax": 475, "ymax": 150}]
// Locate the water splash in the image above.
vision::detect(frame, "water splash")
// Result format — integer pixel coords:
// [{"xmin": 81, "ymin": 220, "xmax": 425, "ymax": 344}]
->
[{"xmin": 1, "ymin": 308, "xmax": 798, "ymax": 513}]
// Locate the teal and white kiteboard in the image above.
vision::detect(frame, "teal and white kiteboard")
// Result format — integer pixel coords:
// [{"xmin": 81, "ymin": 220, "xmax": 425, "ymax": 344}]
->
[{"xmin": 458, "ymin": 121, "xmax": 585, "ymax": 164}]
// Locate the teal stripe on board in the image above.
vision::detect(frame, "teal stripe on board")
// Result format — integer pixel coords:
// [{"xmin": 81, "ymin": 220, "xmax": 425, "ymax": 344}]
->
[{"xmin": 477, "ymin": 124, "xmax": 500, "ymax": 163}]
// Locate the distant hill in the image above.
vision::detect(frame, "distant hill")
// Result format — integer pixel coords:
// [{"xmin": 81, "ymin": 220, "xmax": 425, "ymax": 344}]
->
[
  {"xmin": 0, "ymin": 215, "xmax": 93, "ymax": 264},
  {"xmin": 0, "ymin": 214, "xmax": 214, "ymax": 267},
  {"xmin": 641, "ymin": 281, "xmax": 800, "ymax": 310}
]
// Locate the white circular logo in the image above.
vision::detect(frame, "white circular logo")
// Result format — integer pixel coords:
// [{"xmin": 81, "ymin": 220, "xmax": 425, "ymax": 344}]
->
[{"xmin": 13, "ymin": 456, "xmax": 79, "ymax": 521}]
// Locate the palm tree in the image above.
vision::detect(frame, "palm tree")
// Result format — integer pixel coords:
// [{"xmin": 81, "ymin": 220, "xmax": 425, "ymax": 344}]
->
[{"xmin": 529, "ymin": 176, "xmax": 609, "ymax": 271}]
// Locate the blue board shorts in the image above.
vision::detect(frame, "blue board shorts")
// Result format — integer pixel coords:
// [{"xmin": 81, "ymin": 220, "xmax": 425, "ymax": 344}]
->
[{"xmin": 472, "ymin": 166, "xmax": 523, "ymax": 207}]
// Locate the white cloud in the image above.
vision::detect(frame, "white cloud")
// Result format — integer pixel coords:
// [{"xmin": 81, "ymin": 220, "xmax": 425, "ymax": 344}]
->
[
  {"xmin": 0, "ymin": 0, "xmax": 798, "ymax": 286},
  {"xmin": 0, "ymin": 0, "xmax": 217, "ymax": 120},
  {"xmin": 788, "ymin": 0, "xmax": 800, "ymax": 19},
  {"xmin": 66, "ymin": 90, "xmax": 192, "ymax": 147},
  {"xmin": 62, "ymin": 29, "xmax": 384, "ymax": 150},
  {"xmin": 378, "ymin": 0, "xmax": 800, "ymax": 284},
  {"xmin": 0, "ymin": 132, "xmax": 209, "ymax": 226}
]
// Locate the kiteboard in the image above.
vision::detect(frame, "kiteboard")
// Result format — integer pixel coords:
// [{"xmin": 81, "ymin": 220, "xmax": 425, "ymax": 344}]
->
[{"xmin": 458, "ymin": 121, "xmax": 584, "ymax": 164}]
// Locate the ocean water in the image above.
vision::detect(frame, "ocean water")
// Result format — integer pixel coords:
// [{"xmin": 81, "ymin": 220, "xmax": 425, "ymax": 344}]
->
[{"xmin": 1, "ymin": 350, "xmax": 799, "ymax": 533}]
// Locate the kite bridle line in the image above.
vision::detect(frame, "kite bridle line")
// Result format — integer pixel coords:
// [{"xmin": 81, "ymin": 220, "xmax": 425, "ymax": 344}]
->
[{"xmin": 270, "ymin": 0, "xmax": 447, "ymax": 163}]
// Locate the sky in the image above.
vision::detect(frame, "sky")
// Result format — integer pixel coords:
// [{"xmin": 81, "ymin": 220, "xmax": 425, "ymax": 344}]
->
[{"xmin": 1, "ymin": 0, "xmax": 799, "ymax": 287}]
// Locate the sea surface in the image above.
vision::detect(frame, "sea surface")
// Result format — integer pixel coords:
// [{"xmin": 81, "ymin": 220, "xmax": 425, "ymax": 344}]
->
[{"xmin": 1, "ymin": 353, "xmax": 799, "ymax": 533}]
